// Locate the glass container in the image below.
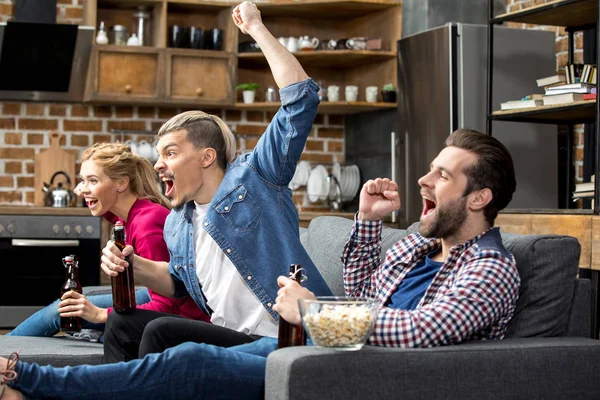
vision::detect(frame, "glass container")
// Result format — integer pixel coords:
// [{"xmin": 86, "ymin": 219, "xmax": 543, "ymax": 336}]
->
[{"xmin": 133, "ymin": 6, "xmax": 152, "ymax": 46}]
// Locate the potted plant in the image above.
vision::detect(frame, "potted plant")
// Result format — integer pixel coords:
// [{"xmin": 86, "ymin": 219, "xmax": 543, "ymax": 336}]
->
[
  {"xmin": 381, "ymin": 83, "xmax": 397, "ymax": 103},
  {"xmin": 236, "ymin": 82, "xmax": 260, "ymax": 104}
]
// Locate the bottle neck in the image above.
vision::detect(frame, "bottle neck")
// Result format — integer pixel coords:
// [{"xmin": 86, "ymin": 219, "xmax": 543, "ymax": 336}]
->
[
  {"xmin": 66, "ymin": 264, "xmax": 79, "ymax": 280},
  {"xmin": 113, "ymin": 226, "xmax": 126, "ymax": 244}
]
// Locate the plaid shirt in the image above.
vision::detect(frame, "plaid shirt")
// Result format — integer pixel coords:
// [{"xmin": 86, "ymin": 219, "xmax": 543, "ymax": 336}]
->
[{"xmin": 341, "ymin": 218, "xmax": 520, "ymax": 348}]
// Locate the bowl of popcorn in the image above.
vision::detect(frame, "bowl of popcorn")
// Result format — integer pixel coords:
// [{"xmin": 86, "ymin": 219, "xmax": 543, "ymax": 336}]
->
[{"xmin": 298, "ymin": 297, "xmax": 379, "ymax": 351}]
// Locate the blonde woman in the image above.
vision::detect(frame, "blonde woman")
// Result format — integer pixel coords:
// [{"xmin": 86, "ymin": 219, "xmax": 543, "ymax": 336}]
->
[{"xmin": 8, "ymin": 143, "xmax": 209, "ymax": 343}]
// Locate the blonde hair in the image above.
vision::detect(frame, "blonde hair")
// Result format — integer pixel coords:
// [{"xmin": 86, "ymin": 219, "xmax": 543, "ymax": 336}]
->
[
  {"xmin": 157, "ymin": 111, "xmax": 236, "ymax": 170},
  {"xmin": 81, "ymin": 142, "xmax": 170, "ymax": 209}
]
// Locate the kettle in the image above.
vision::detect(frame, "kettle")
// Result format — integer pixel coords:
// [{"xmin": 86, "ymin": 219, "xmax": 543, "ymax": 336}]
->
[{"xmin": 42, "ymin": 171, "xmax": 76, "ymax": 208}]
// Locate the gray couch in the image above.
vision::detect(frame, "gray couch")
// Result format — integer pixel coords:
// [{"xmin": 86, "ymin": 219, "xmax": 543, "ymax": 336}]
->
[
  {"xmin": 1, "ymin": 216, "xmax": 599, "ymax": 398},
  {"xmin": 265, "ymin": 217, "xmax": 600, "ymax": 400}
]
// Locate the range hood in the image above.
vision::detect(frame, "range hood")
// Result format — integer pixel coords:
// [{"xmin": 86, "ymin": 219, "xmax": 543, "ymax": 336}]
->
[{"xmin": 0, "ymin": 21, "xmax": 94, "ymax": 102}]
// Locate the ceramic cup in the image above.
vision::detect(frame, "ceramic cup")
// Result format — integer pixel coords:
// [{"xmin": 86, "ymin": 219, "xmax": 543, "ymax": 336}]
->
[
  {"xmin": 365, "ymin": 86, "xmax": 378, "ymax": 103},
  {"xmin": 345, "ymin": 85, "xmax": 358, "ymax": 102},
  {"xmin": 327, "ymin": 85, "xmax": 340, "ymax": 102}
]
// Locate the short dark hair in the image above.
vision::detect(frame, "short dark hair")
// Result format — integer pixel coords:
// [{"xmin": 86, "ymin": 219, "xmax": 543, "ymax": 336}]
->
[{"xmin": 445, "ymin": 128, "xmax": 516, "ymax": 225}]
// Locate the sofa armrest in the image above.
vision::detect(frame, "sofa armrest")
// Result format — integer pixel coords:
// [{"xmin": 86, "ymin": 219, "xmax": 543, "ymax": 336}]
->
[{"xmin": 265, "ymin": 338, "xmax": 600, "ymax": 400}]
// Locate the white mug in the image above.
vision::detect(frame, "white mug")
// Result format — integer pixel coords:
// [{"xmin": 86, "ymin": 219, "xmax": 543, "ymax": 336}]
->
[
  {"xmin": 327, "ymin": 85, "xmax": 340, "ymax": 102},
  {"xmin": 286, "ymin": 37, "xmax": 298, "ymax": 53},
  {"xmin": 345, "ymin": 85, "xmax": 358, "ymax": 102},
  {"xmin": 365, "ymin": 86, "xmax": 378, "ymax": 103},
  {"xmin": 278, "ymin": 36, "xmax": 287, "ymax": 46}
]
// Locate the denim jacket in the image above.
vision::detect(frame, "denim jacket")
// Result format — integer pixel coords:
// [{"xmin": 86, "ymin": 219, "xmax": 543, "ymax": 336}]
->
[{"xmin": 164, "ymin": 79, "xmax": 333, "ymax": 321}]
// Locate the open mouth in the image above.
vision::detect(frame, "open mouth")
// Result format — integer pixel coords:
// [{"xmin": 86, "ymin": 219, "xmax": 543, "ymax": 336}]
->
[
  {"xmin": 163, "ymin": 178, "xmax": 174, "ymax": 197},
  {"xmin": 85, "ymin": 198, "xmax": 98, "ymax": 208},
  {"xmin": 422, "ymin": 197, "xmax": 436, "ymax": 217}
]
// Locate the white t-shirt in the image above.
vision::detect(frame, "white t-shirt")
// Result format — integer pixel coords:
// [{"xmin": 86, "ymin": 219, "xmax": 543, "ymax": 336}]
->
[{"xmin": 192, "ymin": 201, "xmax": 278, "ymax": 337}]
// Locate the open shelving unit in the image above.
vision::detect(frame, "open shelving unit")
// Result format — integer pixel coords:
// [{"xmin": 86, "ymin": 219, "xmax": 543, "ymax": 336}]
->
[
  {"xmin": 486, "ymin": 0, "xmax": 600, "ymax": 338},
  {"xmin": 83, "ymin": 0, "xmax": 402, "ymax": 115}
]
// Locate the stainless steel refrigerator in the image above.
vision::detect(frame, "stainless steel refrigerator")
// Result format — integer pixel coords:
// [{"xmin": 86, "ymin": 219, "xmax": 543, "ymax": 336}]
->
[{"xmin": 395, "ymin": 23, "xmax": 558, "ymax": 227}]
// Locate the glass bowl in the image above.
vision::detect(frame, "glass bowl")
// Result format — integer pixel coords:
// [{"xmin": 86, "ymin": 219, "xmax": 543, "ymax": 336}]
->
[{"xmin": 298, "ymin": 296, "xmax": 380, "ymax": 351}]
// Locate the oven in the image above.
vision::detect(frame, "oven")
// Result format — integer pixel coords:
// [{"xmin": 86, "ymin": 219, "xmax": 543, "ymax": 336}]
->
[{"xmin": 0, "ymin": 214, "xmax": 101, "ymax": 328}]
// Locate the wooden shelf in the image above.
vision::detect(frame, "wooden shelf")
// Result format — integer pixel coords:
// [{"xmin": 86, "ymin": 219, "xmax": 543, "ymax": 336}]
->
[
  {"xmin": 166, "ymin": 0, "xmax": 235, "ymax": 12},
  {"xmin": 492, "ymin": 0, "xmax": 596, "ymax": 28},
  {"xmin": 234, "ymin": 101, "xmax": 396, "ymax": 114},
  {"xmin": 257, "ymin": 0, "xmax": 400, "ymax": 19},
  {"xmin": 491, "ymin": 100, "xmax": 596, "ymax": 124},
  {"xmin": 238, "ymin": 50, "xmax": 396, "ymax": 69},
  {"xmin": 97, "ymin": 0, "xmax": 164, "ymax": 9}
]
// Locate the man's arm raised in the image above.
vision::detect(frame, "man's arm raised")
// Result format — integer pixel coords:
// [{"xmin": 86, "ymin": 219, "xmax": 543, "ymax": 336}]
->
[{"xmin": 232, "ymin": 1, "xmax": 308, "ymax": 88}]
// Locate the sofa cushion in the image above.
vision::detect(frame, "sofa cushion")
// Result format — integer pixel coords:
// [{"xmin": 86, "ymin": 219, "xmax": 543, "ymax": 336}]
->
[
  {"xmin": 0, "ymin": 336, "xmax": 104, "ymax": 367},
  {"xmin": 501, "ymin": 233, "xmax": 580, "ymax": 337}
]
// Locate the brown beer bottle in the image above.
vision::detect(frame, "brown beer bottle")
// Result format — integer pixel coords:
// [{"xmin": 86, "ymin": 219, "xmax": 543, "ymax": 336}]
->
[
  {"xmin": 60, "ymin": 255, "xmax": 82, "ymax": 333},
  {"xmin": 277, "ymin": 263, "xmax": 307, "ymax": 349},
  {"xmin": 111, "ymin": 221, "xmax": 136, "ymax": 313}
]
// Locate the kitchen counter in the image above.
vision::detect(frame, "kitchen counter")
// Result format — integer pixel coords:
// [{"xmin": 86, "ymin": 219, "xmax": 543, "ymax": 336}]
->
[{"xmin": 0, "ymin": 206, "xmax": 93, "ymax": 216}]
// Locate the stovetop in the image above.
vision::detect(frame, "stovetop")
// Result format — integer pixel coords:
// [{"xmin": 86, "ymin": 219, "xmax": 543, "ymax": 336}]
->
[{"xmin": 0, "ymin": 214, "xmax": 101, "ymax": 239}]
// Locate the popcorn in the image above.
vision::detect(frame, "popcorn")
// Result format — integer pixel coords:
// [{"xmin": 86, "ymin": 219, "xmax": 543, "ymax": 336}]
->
[{"xmin": 303, "ymin": 304, "xmax": 376, "ymax": 348}]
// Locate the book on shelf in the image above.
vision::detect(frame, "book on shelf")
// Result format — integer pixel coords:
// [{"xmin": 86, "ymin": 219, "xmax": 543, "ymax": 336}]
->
[
  {"xmin": 572, "ymin": 190, "xmax": 594, "ymax": 199},
  {"xmin": 522, "ymin": 94, "xmax": 544, "ymax": 100},
  {"xmin": 581, "ymin": 64, "xmax": 597, "ymax": 84},
  {"xmin": 565, "ymin": 63, "xmax": 584, "ymax": 84},
  {"xmin": 536, "ymin": 74, "xmax": 566, "ymax": 87},
  {"xmin": 542, "ymin": 92, "xmax": 585, "ymax": 106},
  {"xmin": 500, "ymin": 99, "xmax": 542, "ymax": 110},
  {"xmin": 583, "ymin": 93, "xmax": 597, "ymax": 100},
  {"xmin": 544, "ymin": 82, "xmax": 596, "ymax": 95},
  {"xmin": 575, "ymin": 175, "xmax": 595, "ymax": 192}
]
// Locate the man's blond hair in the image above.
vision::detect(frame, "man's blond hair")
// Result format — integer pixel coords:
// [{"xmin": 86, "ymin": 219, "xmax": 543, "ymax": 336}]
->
[{"xmin": 157, "ymin": 111, "xmax": 236, "ymax": 170}]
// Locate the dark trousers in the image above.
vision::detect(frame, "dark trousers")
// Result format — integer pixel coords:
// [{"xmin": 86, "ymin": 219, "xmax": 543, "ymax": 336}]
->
[{"xmin": 103, "ymin": 309, "xmax": 260, "ymax": 363}]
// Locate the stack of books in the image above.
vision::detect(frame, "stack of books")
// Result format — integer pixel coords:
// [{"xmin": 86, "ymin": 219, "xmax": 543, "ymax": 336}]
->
[
  {"xmin": 542, "ymin": 82, "xmax": 596, "ymax": 105},
  {"xmin": 573, "ymin": 175, "xmax": 595, "ymax": 200},
  {"xmin": 498, "ymin": 70, "xmax": 597, "ymax": 111}
]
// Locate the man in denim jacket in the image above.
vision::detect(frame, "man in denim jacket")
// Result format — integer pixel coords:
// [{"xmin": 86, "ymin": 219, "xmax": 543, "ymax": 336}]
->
[{"xmin": 98, "ymin": 1, "xmax": 332, "ymax": 362}]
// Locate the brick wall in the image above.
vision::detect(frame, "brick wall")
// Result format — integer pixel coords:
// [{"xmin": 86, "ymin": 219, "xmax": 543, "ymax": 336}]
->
[
  {"xmin": 0, "ymin": 0, "xmax": 344, "ymax": 211},
  {"xmin": 505, "ymin": 0, "xmax": 586, "ymax": 186}
]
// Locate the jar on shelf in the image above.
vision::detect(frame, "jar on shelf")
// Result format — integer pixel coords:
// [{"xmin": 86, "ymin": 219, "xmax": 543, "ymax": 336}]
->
[
  {"xmin": 112, "ymin": 25, "xmax": 128, "ymax": 45},
  {"xmin": 133, "ymin": 6, "xmax": 152, "ymax": 46}
]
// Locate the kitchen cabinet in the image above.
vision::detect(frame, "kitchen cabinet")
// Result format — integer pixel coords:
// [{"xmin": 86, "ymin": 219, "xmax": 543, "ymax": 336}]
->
[
  {"xmin": 86, "ymin": 45, "xmax": 164, "ymax": 104},
  {"xmin": 165, "ymin": 48, "xmax": 235, "ymax": 106},
  {"xmin": 83, "ymin": 0, "xmax": 402, "ymax": 114}
]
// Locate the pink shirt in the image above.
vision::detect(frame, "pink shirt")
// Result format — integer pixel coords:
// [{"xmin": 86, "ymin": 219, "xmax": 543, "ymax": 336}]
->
[{"xmin": 104, "ymin": 199, "xmax": 210, "ymax": 322}]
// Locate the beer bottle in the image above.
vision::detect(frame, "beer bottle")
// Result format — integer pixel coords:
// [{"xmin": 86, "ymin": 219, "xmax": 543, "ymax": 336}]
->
[
  {"xmin": 111, "ymin": 221, "xmax": 136, "ymax": 313},
  {"xmin": 277, "ymin": 264, "xmax": 307, "ymax": 349},
  {"xmin": 60, "ymin": 255, "xmax": 82, "ymax": 333}
]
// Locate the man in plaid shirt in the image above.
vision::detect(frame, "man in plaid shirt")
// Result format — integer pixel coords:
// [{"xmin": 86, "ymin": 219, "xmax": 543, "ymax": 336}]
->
[{"xmin": 278, "ymin": 128, "xmax": 521, "ymax": 348}]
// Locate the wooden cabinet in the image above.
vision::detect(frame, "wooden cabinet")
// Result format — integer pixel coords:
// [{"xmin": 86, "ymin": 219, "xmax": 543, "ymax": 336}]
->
[
  {"xmin": 86, "ymin": 45, "xmax": 164, "ymax": 103},
  {"xmin": 165, "ymin": 49, "xmax": 235, "ymax": 105},
  {"xmin": 83, "ymin": 0, "xmax": 402, "ymax": 114}
]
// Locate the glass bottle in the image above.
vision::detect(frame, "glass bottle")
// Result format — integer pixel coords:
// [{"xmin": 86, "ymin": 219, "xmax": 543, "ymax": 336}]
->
[
  {"xmin": 133, "ymin": 6, "xmax": 151, "ymax": 46},
  {"xmin": 277, "ymin": 264, "xmax": 307, "ymax": 349},
  {"xmin": 111, "ymin": 221, "xmax": 136, "ymax": 313},
  {"xmin": 60, "ymin": 255, "xmax": 82, "ymax": 333}
]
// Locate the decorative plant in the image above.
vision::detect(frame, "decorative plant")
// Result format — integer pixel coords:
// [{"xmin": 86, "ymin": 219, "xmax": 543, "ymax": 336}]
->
[
  {"xmin": 236, "ymin": 82, "xmax": 260, "ymax": 91},
  {"xmin": 381, "ymin": 83, "xmax": 397, "ymax": 103},
  {"xmin": 382, "ymin": 83, "xmax": 396, "ymax": 92}
]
